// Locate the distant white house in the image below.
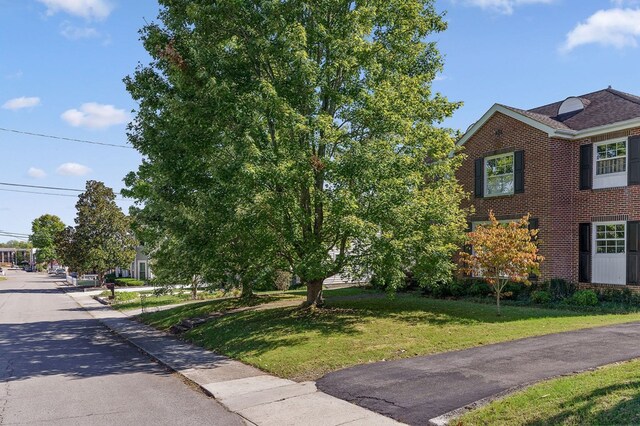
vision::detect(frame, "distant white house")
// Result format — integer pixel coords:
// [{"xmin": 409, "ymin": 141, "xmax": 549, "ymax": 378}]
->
[{"xmin": 115, "ymin": 246, "xmax": 154, "ymax": 281}]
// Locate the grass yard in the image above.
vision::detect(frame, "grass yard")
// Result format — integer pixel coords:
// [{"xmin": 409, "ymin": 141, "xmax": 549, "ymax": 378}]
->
[
  {"xmin": 140, "ymin": 289, "xmax": 640, "ymax": 381},
  {"xmin": 102, "ymin": 289, "xmax": 228, "ymax": 311},
  {"xmin": 458, "ymin": 358, "xmax": 640, "ymax": 425}
]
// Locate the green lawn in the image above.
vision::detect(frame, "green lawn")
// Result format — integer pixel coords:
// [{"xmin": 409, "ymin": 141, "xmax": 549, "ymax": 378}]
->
[
  {"xmin": 139, "ymin": 290, "xmax": 640, "ymax": 381},
  {"xmin": 458, "ymin": 358, "xmax": 640, "ymax": 425},
  {"xmin": 102, "ymin": 289, "xmax": 228, "ymax": 311},
  {"xmin": 0, "ymin": 276, "xmax": 6, "ymax": 281}
]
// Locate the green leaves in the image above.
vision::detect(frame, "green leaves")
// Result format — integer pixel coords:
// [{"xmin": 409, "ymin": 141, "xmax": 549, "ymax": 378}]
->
[
  {"xmin": 126, "ymin": 0, "xmax": 467, "ymax": 303},
  {"xmin": 29, "ymin": 214, "xmax": 65, "ymax": 264},
  {"xmin": 58, "ymin": 181, "xmax": 137, "ymax": 281}
]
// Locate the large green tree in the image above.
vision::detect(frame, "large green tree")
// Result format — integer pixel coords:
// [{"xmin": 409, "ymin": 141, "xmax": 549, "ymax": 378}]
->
[
  {"xmin": 29, "ymin": 214, "xmax": 65, "ymax": 265},
  {"xmin": 125, "ymin": 0, "xmax": 467, "ymax": 306},
  {"xmin": 61, "ymin": 181, "xmax": 137, "ymax": 285}
]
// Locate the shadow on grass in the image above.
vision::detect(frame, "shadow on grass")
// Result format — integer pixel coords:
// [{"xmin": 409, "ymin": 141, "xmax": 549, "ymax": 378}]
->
[
  {"xmin": 525, "ymin": 381, "xmax": 640, "ymax": 426},
  {"xmin": 183, "ymin": 305, "xmax": 362, "ymax": 359},
  {"xmin": 325, "ymin": 293, "xmax": 617, "ymax": 326}
]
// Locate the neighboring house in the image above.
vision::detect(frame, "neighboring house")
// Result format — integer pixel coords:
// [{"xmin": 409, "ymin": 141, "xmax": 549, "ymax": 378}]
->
[
  {"xmin": 457, "ymin": 87, "xmax": 640, "ymax": 288},
  {"xmin": 131, "ymin": 246, "xmax": 154, "ymax": 281},
  {"xmin": 115, "ymin": 246, "xmax": 154, "ymax": 281}
]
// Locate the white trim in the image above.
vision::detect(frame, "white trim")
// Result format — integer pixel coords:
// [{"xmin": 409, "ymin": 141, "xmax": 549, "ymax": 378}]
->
[
  {"xmin": 573, "ymin": 117, "xmax": 640, "ymax": 139},
  {"xmin": 457, "ymin": 104, "xmax": 559, "ymax": 147},
  {"xmin": 592, "ymin": 221, "xmax": 626, "ymax": 285},
  {"xmin": 458, "ymin": 106, "xmax": 640, "ymax": 147}
]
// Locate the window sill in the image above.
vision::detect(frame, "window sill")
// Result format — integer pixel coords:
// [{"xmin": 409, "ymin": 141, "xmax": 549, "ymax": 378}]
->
[{"xmin": 481, "ymin": 193, "xmax": 516, "ymax": 200}]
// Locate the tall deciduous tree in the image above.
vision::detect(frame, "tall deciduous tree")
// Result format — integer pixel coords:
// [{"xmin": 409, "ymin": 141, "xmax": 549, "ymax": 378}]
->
[
  {"xmin": 459, "ymin": 211, "xmax": 543, "ymax": 315},
  {"xmin": 62, "ymin": 181, "xmax": 137, "ymax": 286},
  {"xmin": 125, "ymin": 0, "xmax": 467, "ymax": 306},
  {"xmin": 29, "ymin": 214, "xmax": 65, "ymax": 265}
]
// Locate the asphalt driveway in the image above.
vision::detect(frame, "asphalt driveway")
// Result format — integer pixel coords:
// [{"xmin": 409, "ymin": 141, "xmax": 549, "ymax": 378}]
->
[{"xmin": 316, "ymin": 321, "xmax": 640, "ymax": 425}]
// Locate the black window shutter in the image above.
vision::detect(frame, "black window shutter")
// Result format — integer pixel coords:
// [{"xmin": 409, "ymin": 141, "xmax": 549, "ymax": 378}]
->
[
  {"xmin": 528, "ymin": 218, "xmax": 539, "ymax": 280},
  {"xmin": 579, "ymin": 144, "xmax": 592, "ymax": 190},
  {"xmin": 628, "ymin": 136, "xmax": 640, "ymax": 185},
  {"xmin": 578, "ymin": 223, "xmax": 591, "ymax": 283},
  {"xmin": 627, "ymin": 221, "xmax": 640, "ymax": 285},
  {"xmin": 514, "ymin": 150, "xmax": 524, "ymax": 194},
  {"xmin": 474, "ymin": 158, "xmax": 484, "ymax": 198}
]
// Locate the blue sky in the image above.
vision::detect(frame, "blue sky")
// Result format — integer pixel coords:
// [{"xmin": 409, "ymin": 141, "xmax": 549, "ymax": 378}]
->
[{"xmin": 2, "ymin": 0, "xmax": 640, "ymax": 242}]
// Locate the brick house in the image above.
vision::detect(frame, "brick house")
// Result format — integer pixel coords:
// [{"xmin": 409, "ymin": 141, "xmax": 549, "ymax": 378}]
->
[{"xmin": 457, "ymin": 87, "xmax": 640, "ymax": 287}]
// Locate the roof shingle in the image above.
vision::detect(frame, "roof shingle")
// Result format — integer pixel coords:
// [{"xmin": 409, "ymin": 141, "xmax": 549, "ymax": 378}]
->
[{"xmin": 522, "ymin": 88, "xmax": 640, "ymax": 131}]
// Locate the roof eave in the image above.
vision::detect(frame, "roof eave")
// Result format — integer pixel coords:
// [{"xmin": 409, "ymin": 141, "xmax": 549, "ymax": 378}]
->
[
  {"xmin": 457, "ymin": 104, "xmax": 558, "ymax": 147},
  {"xmin": 570, "ymin": 117, "xmax": 640, "ymax": 139}
]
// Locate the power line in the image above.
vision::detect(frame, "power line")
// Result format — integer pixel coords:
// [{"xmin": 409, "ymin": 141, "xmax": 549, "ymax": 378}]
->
[
  {"xmin": 0, "ymin": 188, "xmax": 78, "ymax": 198},
  {"xmin": 0, "ymin": 182, "xmax": 127, "ymax": 197},
  {"xmin": 0, "ymin": 230, "xmax": 29, "ymax": 237},
  {"xmin": 0, "ymin": 182, "xmax": 84, "ymax": 192},
  {"xmin": 0, "ymin": 127, "xmax": 134, "ymax": 149},
  {"xmin": 0, "ymin": 233, "xmax": 29, "ymax": 240}
]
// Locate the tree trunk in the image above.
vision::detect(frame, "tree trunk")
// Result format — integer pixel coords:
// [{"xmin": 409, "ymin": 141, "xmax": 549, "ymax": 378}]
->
[
  {"xmin": 98, "ymin": 271, "xmax": 105, "ymax": 288},
  {"xmin": 241, "ymin": 280, "xmax": 253, "ymax": 299},
  {"xmin": 305, "ymin": 279, "xmax": 324, "ymax": 307},
  {"xmin": 496, "ymin": 290, "xmax": 501, "ymax": 316},
  {"xmin": 191, "ymin": 275, "xmax": 198, "ymax": 300}
]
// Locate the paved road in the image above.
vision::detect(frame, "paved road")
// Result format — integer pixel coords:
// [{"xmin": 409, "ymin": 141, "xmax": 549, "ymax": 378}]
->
[
  {"xmin": 0, "ymin": 270, "xmax": 244, "ymax": 425},
  {"xmin": 317, "ymin": 318, "xmax": 640, "ymax": 425}
]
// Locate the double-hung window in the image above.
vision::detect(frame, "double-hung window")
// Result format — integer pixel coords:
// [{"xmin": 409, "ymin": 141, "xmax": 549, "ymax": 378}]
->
[
  {"xmin": 596, "ymin": 141, "xmax": 626, "ymax": 176},
  {"xmin": 484, "ymin": 153, "xmax": 514, "ymax": 197},
  {"xmin": 595, "ymin": 223, "xmax": 625, "ymax": 254}
]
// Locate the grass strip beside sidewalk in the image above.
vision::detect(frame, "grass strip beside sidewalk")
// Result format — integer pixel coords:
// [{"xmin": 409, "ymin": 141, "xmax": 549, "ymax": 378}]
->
[{"xmin": 139, "ymin": 290, "xmax": 640, "ymax": 381}]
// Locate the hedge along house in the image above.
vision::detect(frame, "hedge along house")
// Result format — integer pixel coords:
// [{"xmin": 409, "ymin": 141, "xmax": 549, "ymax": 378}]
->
[{"xmin": 457, "ymin": 87, "xmax": 640, "ymax": 288}]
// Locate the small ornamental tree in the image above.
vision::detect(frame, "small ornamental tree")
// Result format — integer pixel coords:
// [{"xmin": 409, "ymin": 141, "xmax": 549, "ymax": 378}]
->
[{"xmin": 459, "ymin": 211, "xmax": 543, "ymax": 315}]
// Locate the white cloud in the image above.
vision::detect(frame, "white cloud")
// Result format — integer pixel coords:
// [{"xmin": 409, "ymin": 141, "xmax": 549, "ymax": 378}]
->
[
  {"xmin": 37, "ymin": 0, "xmax": 113, "ymax": 20},
  {"xmin": 463, "ymin": 0, "xmax": 554, "ymax": 14},
  {"xmin": 561, "ymin": 8, "xmax": 640, "ymax": 52},
  {"xmin": 27, "ymin": 167, "xmax": 47, "ymax": 179},
  {"xmin": 61, "ymin": 102, "xmax": 128, "ymax": 129},
  {"xmin": 2, "ymin": 96, "xmax": 41, "ymax": 110},
  {"xmin": 56, "ymin": 162, "xmax": 91, "ymax": 176},
  {"xmin": 60, "ymin": 22, "xmax": 99, "ymax": 39}
]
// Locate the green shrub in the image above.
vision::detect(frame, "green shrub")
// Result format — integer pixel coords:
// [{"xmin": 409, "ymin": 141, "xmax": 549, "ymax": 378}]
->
[
  {"xmin": 597, "ymin": 287, "xmax": 633, "ymax": 304},
  {"xmin": 105, "ymin": 273, "xmax": 116, "ymax": 283},
  {"xmin": 430, "ymin": 280, "xmax": 465, "ymax": 298},
  {"xmin": 114, "ymin": 278, "xmax": 145, "ymax": 287},
  {"xmin": 531, "ymin": 290, "xmax": 552, "ymax": 304},
  {"xmin": 569, "ymin": 290, "xmax": 599, "ymax": 306},
  {"xmin": 546, "ymin": 278, "xmax": 576, "ymax": 300},
  {"xmin": 467, "ymin": 280, "xmax": 492, "ymax": 297}
]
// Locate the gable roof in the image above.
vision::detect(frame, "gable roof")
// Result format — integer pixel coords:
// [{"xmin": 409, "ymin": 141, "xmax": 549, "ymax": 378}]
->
[{"xmin": 458, "ymin": 87, "xmax": 640, "ymax": 146}]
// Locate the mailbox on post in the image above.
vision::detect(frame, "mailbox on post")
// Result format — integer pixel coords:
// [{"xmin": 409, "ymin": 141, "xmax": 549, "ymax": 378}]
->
[{"xmin": 106, "ymin": 283, "xmax": 115, "ymax": 299}]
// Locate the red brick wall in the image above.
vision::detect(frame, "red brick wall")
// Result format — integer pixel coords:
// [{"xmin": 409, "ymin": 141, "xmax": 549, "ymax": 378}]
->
[{"xmin": 457, "ymin": 111, "xmax": 640, "ymax": 284}]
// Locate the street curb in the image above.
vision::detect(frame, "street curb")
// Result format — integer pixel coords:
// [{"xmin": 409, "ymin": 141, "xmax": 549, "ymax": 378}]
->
[
  {"xmin": 62, "ymin": 288, "xmax": 257, "ymax": 425},
  {"xmin": 64, "ymin": 287, "xmax": 401, "ymax": 426}
]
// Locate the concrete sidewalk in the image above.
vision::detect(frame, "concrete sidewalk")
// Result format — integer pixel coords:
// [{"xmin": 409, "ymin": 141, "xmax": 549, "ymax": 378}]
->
[{"xmin": 66, "ymin": 290, "xmax": 401, "ymax": 426}]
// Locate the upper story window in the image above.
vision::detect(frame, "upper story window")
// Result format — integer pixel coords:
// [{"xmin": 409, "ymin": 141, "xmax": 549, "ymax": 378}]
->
[
  {"xmin": 484, "ymin": 153, "xmax": 514, "ymax": 197},
  {"xmin": 591, "ymin": 138, "xmax": 628, "ymax": 190},
  {"xmin": 596, "ymin": 141, "xmax": 626, "ymax": 175}
]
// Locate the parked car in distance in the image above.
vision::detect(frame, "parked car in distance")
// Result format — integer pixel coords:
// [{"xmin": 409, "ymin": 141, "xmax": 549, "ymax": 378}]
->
[{"xmin": 55, "ymin": 268, "xmax": 66, "ymax": 276}]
